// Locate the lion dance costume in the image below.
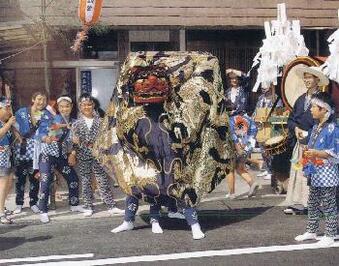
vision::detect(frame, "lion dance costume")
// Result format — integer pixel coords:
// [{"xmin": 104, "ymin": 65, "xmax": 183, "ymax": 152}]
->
[{"xmin": 93, "ymin": 51, "xmax": 235, "ymax": 239}]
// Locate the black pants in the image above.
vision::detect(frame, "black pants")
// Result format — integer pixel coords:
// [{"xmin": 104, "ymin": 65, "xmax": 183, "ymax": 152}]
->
[{"xmin": 15, "ymin": 160, "xmax": 39, "ymax": 206}]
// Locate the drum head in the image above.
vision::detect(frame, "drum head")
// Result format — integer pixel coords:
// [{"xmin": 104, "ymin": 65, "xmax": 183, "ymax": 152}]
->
[
  {"xmin": 281, "ymin": 57, "xmax": 322, "ymax": 111},
  {"xmin": 265, "ymin": 135, "xmax": 285, "ymax": 146}
]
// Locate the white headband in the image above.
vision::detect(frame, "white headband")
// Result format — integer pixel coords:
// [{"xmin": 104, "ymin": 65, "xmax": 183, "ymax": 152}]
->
[
  {"xmin": 57, "ymin": 96, "xmax": 72, "ymax": 104},
  {"xmin": 311, "ymin": 98, "xmax": 334, "ymax": 114}
]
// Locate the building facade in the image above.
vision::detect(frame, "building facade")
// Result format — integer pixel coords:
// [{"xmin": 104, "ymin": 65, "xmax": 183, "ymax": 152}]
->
[{"xmin": 0, "ymin": 0, "xmax": 338, "ymax": 108}]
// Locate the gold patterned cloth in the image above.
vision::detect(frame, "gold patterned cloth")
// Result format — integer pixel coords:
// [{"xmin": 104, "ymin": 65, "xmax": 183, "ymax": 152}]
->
[{"xmin": 93, "ymin": 51, "xmax": 235, "ymax": 207}]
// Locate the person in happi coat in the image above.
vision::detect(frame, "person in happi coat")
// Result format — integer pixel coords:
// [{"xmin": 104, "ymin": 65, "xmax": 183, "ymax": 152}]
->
[
  {"xmin": 224, "ymin": 68, "xmax": 250, "ymax": 116},
  {"xmin": 295, "ymin": 92, "xmax": 338, "ymax": 247},
  {"xmin": 37, "ymin": 95, "xmax": 84, "ymax": 223},
  {"xmin": 13, "ymin": 91, "xmax": 47, "ymax": 214},
  {"xmin": 284, "ymin": 66, "xmax": 329, "ymax": 215},
  {"xmin": 0, "ymin": 97, "xmax": 16, "ymax": 224}
]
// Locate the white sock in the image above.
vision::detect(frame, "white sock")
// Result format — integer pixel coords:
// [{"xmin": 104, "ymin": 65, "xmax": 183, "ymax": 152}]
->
[
  {"xmin": 111, "ymin": 221, "xmax": 134, "ymax": 233},
  {"xmin": 191, "ymin": 223, "xmax": 205, "ymax": 240},
  {"xmin": 151, "ymin": 221, "xmax": 163, "ymax": 234}
]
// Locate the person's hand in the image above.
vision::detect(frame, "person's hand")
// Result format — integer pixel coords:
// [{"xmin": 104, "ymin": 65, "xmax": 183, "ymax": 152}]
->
[
  {"xmin": 12, "ymin": 128, "xmax": 23, "ymax": 144},
  {"xmin": 68, "ymin": 152, "xmax": 77, "ymax": 166},
  {"xmin": 226, "ymin": 68, "xmax": 242, "ymax": 76},
  {"xmin": 6, "ymin": 116, "xmax": 16, "ymax": 127},
  {"xmin": 235, "ymin": 143, "xmax": 244, "ymax": 155},
  {"xmin": 72, "ymin": 135, "xmax": 80, "ymax": 145},
  {"xmin": 34, "ymin": 171, "xmax": 41, "ymax": 180},
  {"xmin": 43, "ymin": 136, "xmax": 53, "ymax": 144},
  {"xmin": 4, "ymin": 84, "xmax": 11, "ymax": 98},
  {"xmin": 295, "ymin": 127, "xmax": 307, "ymax": 140},
  {"xmin": 304, "ymin": 149, "xmax": 318, "ymax": 158}
]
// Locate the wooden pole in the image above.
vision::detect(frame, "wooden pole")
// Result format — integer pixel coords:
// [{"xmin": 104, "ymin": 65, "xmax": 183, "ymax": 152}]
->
[{"xmin": 41, "ymin": 0, "xmax": 50, "ymax": 96}]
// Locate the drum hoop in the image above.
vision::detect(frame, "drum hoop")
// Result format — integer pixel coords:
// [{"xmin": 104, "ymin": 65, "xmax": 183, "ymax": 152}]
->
[
  {"xmin": 281, "ymin": 56, "xmax": 321, "ymax": 111},
  {"xmin": 264, "ymin": 135, "xmax": 288, "ymax": 149}
]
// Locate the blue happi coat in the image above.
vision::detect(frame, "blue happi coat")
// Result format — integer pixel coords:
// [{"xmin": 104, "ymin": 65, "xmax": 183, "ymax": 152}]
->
[{"xmin": 304, "ymin": 122, "xmax": 339, "ymax": 187}]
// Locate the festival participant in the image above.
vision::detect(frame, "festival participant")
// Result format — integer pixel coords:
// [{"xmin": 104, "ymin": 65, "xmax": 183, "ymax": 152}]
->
[
  {"xmin": 13, "ymin": 91, "xmax": 47, "ymax": 214},
  {"xmin": 253, "ymin": 83, "xmax": 283, "ymax": 181},
  {"xmin": 70, "ymin": 93, "xmax": 124, "ymax": 217},
  {"xmin": 32, "ymin": 98, "xmax": 59, "ymax": 210},
  {"xmin": 226, "ymin": 111, "xmax": 259, "ymax": 198},
  {"xmin": 224, "ymin": 68, "xmax": 250, "ymax": 116},
  {"xmin": 295, "ymin": 92, "xmax": 338, "ymax": 247},
  {"xmin": 37, "ymin": 95, "xmax": 84, "ymax": 223},
  {"xmin": 94, "ymin": 52, "xmax": 234, "ymax": 240},
  {"xmin": 284, "ymin": 66, "xmax": 329, "ymax": 215},
  {"xmin": 0, "ymin": 98, "xmax": 16, "ymax": 224},
  {"xmin": 111, "ymin": 194, "xmax": 196, "ymax": 236}
]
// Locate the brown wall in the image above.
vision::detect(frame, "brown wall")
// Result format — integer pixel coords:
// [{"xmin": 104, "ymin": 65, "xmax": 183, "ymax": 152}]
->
[
  {"xmin": 14, "ymin": 0, "xmax": 339, "ymax": 28},
  {"xmin": 3, "ymin": 39, "xmax": 78, "ymax": 109}
]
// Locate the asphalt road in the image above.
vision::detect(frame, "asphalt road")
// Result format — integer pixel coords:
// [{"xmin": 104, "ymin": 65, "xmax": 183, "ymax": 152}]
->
[{"xmin": 1, "ymin": 194, "xmax": 339, "ymax": 266}]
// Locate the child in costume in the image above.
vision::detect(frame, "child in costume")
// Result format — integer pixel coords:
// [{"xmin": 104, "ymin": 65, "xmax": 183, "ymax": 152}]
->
[
  {"xmin": 227, "ymin": 111, "xmax": 259, "ymax": 198},
  {"xmin": 70, "ymin": 93, "xmax": 124, "ymax": 217},
  {"xmin": 0, "ymin": 98, "xmax": 16, "ymax": 224},
  {"xmin": 37, "ymin": 95, "xmax": 84, "ymax": 223},
  {"xmin": 295, "ymin": 92, "xmax": 338, "ymax": 247},
  {"xmin": 13, "ymin": 91, "xmax": 47, "ymax": 214}
]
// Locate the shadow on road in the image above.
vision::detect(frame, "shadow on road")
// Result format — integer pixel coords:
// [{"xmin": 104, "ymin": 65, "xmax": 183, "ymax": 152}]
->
[
  {"xmin": 139, "ymin": 206, "xmax": 272, "ymax": 231},
  {"xmin": 0, "ymin": 224, "xmax": 27, "ymax": 235},
  {"xmin": 0, "ymin": 235, "xmax": 53, "ymax": 251}
]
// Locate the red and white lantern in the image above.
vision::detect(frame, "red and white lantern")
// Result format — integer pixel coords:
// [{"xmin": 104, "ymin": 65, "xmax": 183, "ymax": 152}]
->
[
  {"xmin": 72, "ymin": 0, "xmax": 104, "ymax": 52},
  {"xmin": 78, "ymin": 0, "xmax": 103, "ymax": 26}
]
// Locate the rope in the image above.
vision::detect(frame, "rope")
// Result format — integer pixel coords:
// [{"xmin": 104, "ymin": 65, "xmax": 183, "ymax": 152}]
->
[{"xmin": 0, "ymin": 41, "xmax": 43, "ymax": 64}]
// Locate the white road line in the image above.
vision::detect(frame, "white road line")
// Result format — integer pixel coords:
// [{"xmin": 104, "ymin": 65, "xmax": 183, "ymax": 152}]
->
[
  {"xmin": 15, "ymin": 242, "xmax": 339, "ymax": 266},
  {"xmin": 0, "ymin": 253, "xmax": 94, "ymax": 264}
]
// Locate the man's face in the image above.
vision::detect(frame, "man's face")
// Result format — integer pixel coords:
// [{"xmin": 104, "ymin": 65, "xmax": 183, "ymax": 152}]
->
[
  {"xmin": 79, "ymin": 100, "xmax": 94, "ymax": 117},
  {"xmin": 57, "ymin": 100, "xmax": 72, "ymax": 117},
  {"xmin": 303, "ymin": 73, "xmax": 319, "ymax": 90},
  {"xmin": 32, "ymin": 95, "xmax": 47, "ymax": 111}
]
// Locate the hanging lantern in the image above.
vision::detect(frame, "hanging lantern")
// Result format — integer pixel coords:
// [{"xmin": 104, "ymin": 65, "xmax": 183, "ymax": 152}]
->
[
  {"xmin": 72, "ymin": 0, "xmax": 104, "ymax": 52},
  {"xmin": 78, "ymin": 0, "xmax": 103, "ymax": 26}
]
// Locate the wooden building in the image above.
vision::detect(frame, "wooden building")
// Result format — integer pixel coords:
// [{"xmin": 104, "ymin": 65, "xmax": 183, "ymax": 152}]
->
[{"xmin": 0, "ymin": 0, "xmax": 338, "ymax": 108}]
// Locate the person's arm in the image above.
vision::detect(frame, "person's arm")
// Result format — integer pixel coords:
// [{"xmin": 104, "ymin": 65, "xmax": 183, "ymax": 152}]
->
[
  {"xmin": 0, "ymin": 116, "xmax": 16, "ymax": 139},
  {"xmin": 229, "ymin": 117, "xmax": 239, "ymax": 144},
  {"xmin": 323, "ymin": 125, "xmax": 339, "ymax": 163},
  {"xmin": 287, "ymin": 97, "xmax": 306, "ymax": 140},
  {"xmin": 304, "ymin": 125, "xmax": 339, "ymax": 162},
  {"xmin": 287, "ymin": 98, "xmax": 299, "ymax": 133},
  {"xmin": 248, "ymin": 116, "xmax": 258, "ymax": 138},
  {"xmin": 36, "ymin": 111, "xmax": 53, "ymax": 143}
]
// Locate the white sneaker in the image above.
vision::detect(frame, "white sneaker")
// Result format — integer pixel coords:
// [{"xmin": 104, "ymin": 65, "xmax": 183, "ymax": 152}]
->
[
  {"xmin": 263, "ymin": 174, "xmax": 272, "ymax": 180},
  {"xmin": 40, "ymin": 213, "xmax": 50, "ymax": 224},
  {"xmin": 168, "ymin": 212, "xmax": 185, "ymax": 219},
  {"xmin": 70, "ymin": 205, "xmax": 86, "ymax": 213},
  {"xmin": 248, "ymin": 182, "xmax": 259, "ymax": 197},
  {"xmin": 225, "ymin": 193, "xmax": 236, "ymax": 200},
  {"xmin": 191, "ymin": 223, "xmax": 205, "ymax": 240},
  {"xmin": 317, "ymin": 236, "xmax": 335, "ymax": 247},
  {"xmin": 30, "ymin": 205, "xmax": 40, "ymax": 214},
  {"xmin": 151, "ymin": 221, "xmax": 163, "ymax": 234},
  {"xmin": 13, "ymin": 205, "xmax": 23, "ymax": 214},
  {"xmin": 111, "ymin": 221, "xmax": 134, "ymax": 233},
  {"xmin": 257, "ymin": 170, "xmax": 268, "ymax": 177},
  {"xmin": 108, "ymin": 207, "xmax": 125, "ymax": 215},
  {"xmin": 83, "ymin": 209, "xmax": 94, "ymax": 217},
  {"xmin": 295, "ymin": 232, "xmax": 317, "ymax": 242}
]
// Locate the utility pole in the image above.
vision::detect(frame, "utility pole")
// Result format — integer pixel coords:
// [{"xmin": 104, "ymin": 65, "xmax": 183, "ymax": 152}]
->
[{"xmin": 41, "ymin": 0, "xmax": 50, "ymax": 95}]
